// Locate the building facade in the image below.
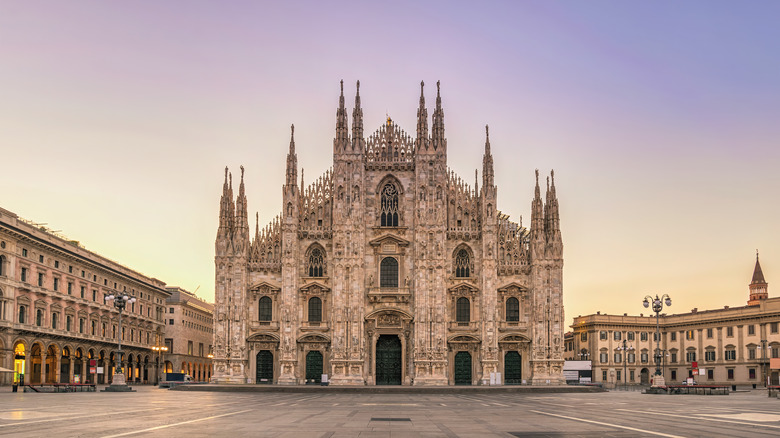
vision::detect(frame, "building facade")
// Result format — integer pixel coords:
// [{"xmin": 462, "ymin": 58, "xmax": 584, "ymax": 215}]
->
[
  {"xmin": 212, "ymin": 81, "xmax": 565, "ymax": 386},
  {"xmin": 570, "ymin": 255, "xmax": 779, "ymax": 387},
  {"xmin": 0, "ymin": 207, "xmax": 171, "ymax": 385},
  {"xmin": 163, "ymin": 286, "xmax": 214, "ymax": 382}
]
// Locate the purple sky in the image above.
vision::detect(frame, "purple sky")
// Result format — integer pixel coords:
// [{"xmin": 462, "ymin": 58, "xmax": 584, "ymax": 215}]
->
[{"xmin": 2, "ymin": 1, "xmax": 778, "ymax": 326}]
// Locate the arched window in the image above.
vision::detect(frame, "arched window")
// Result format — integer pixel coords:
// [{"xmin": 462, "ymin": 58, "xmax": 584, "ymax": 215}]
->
[
  {"xmin": 506, "ymin": 297, "xmax": 519, "ymax": 322},
  {"xmin": 18, "ymin": 305, "xmax": 26, "ymax": 324},
  {"xmin": 455, "ymin": 249, "xmax": 471, "ymax": 277},
  {"xmin": 308, "ymin": 297, "xmax": 322, "ymax": 322},
  {"xmin": 258, "ymin": 296, "xmax": 272, "ymax": 321},
  {"xmin": 380, "ymin": 257, "xmax": 398, "ymax": 288},
  {"xmin": 380, "ymin": 183, "xmax": 399, "ymax": 227},
  {"xmin": 456, "ymin": 297, "xmax": 470, "ymax": 322},
  {"xmin": 307, "ymin": 247, "xmax": 325, "ymax": 277},
  {"xmin": 36, "ymin": 309, "xmax": 43, "ymax": 326}
]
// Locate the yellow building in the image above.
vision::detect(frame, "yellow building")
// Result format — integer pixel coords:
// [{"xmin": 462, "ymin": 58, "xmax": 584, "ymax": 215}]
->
[{"xmin": 570, "ymin": 255, "xmax": 778, "ymax": 388}]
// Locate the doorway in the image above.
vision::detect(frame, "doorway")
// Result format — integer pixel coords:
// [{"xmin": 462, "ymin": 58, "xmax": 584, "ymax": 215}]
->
[
  {"xmin": 256, "ymin": 350, "xmax": 273, "ymax": 384},
  {"xmin": 305, "ymin": 351, "xmax": 323, "ymax": 384},
  {"xmin": 504, "ymin": 351, "xmax": 522, "ymax": 385},
  {"xmin": 454, "ymin": 351, "xmax": 472, "ymax": 385},
  {"xmin": 375, "ymin": 335, "xmax": 402, "ymax": 385}
]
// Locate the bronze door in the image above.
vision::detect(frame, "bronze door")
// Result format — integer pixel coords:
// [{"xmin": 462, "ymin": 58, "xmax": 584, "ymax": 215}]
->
[{"xmin": 375, "ymin": 335, "xmax": 402, "ymax": 385}]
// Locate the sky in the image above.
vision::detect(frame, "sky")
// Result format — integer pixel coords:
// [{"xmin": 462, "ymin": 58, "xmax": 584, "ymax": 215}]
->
[{"xmin": 2, "ymin": 1, "xmax": 779, "ymax": 327}]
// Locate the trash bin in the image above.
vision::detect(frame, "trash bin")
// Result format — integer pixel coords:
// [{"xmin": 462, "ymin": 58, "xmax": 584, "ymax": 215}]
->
[
  {"xmin": 12, "ymin": 384, "xmax": 18, "ymax": 393},
  {"xmin": 731, "ymin": 385, "xmax": 737, "ymax": 392},
  {"xmin": 752, "ymin": 384, "xmax": 756, "ymax": 389}
]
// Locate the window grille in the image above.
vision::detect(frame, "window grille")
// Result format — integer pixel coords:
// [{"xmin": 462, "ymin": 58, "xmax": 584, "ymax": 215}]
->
[
  {"xmin": 456, "ymin": 297, "xmax": 470, "ymax": 323},
  {"xmin": 506, "ymin": 297, "xmax": 519, "ymax": 322},
  {"xmin": 308, "ymin": 297, "xmax": 322, "ymax": 322},
  {"xmin": 258, "ymin": 296, "xmax": 272, "ymax": 321},
  {"xmin": 380, "ymin": 258, "xmax": 398, "ymax": 288}
]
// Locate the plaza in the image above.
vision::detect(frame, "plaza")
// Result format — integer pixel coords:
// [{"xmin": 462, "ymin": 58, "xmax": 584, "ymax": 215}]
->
[{"xmin": 1, "ymin": 386, "xmax": 779, "ymax": 437}]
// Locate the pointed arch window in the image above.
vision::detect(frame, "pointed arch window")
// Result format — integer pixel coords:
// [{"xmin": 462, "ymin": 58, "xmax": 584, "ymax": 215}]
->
[
  {"xmin": 258, "ymin": 296, "xmax": 272, "ymax": 321},
  {"xmin": 380, "ymin": 257, "xmax": 398, "ymax": 288},
  {"xmin": 456, "ymin": 297, "xmax": 470, "ymax": 323},
  {"xmin": 308, "ymin": 297, "xmax": 322, "ymax": 322},
  {"xmin": 506, "ymin": 297, "xmax": 519, "ymax": 322},
  {"xmin": 380, "ymin": 183, "xmax": 399, "ymax": 227},
  {"xmin": 455, "ymin": 249, "xmax": 471, "ymax": 278},
  {"xmin": 307, "ymin": 247, "xmax": 325, "ymax": 277}
]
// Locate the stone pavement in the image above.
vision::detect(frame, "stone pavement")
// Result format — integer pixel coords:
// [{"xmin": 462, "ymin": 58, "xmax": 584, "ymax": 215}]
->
[{"xmin": 1, "ymin": 385, "xmax": 779, "ymax": 437}]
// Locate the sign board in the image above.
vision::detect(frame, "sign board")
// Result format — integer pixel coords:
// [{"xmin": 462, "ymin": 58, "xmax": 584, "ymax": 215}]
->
[
  {"xmin": 97, "ymin": 367, "xmax": 104, "ymax": 374},
  {"xmin": 686, "ymin": 377, "xmax": 694, "ymax": 385},
  {"xmin": 771, "ymin": 358, "xmax": 780, "ymax": 370},
  {"xmin": 579, "ymin": 377, "xmax": 592, "ymax": 383},
  {"xmin": 90, "ymin": 367, "xmax": 96, "ymax": 374},
  {"xmin": 691, "ymin": 361, "xmax": 698, "ymax": 369},
  {"xmin": 698, "ymin": 369, "xmax": 706, "ymax": 376},
  {"xmin": 89, "ymin": 359, "xmax": 97, "ymax": 367}
]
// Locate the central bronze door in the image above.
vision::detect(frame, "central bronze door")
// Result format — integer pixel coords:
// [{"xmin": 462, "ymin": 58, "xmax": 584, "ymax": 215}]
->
[
  {"xmin": 504, "ymin": 351, "xmax": 522, "ymax": 385},
  {"xmin": 454, "ymin": 351, "xmax": 472, "ymax": 385},
  {"xmin": 375, "ymin": 335, "xmax": 402, "ymax": 385},
  {"xmin": 256, "ymin": 350, "xmax": 273, "ymax": 384}
]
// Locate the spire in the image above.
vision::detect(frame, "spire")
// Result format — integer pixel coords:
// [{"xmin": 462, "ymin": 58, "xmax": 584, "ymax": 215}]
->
[
  {"xmin": 531, "ymin": 169, "xmax": 544, "ymax": 233},
  {"xmin": 416, "ymin": 80, "xmax": 429, "ymax": 151},
  {"xmin": 474, "ymin": 169, "xmax": 479, "ymax": 197},
  {"xmin": 748, "ymin": 250, "xmax": 769, "ymax": 305},
  {"xmin": 352, "ymin": 80, "xmax": 364, "ymax": 151},
  {"xmin": 752, "ymin": 251, "xmax": 766, "ymax": 284},
  {"xmin": 255, "ymin": 211, "xmax": 260, "ymax": 241},
  {"xmin": 335, "ymin": 79, "xmax": 349, "ymax": 152},
  {"xmin": 285, "ymin": 124, "xmax": 298, "ymax": 190},
  {"xmin": 431, "ymin": 80, "xmax": 446, "ymax": 151},
  {"xmin": 218, "ymin": 166, "xmax": 234, "ymax": 232},
  {"xmin": 482, "ymin": 124, "xmax": 494, "ymax": 190},
  {"xmin": 235, "ymin": 165, "xmax": 248, "ymax": 231},
  {"xmin": 549, "ymin": 170, "xmax": 560, "ymax": 233}
]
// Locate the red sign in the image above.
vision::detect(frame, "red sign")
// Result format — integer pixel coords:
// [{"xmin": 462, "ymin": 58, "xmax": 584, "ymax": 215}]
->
[
  {"xmin": 90, "ymin": 367, "xmax": 96, "ymax": 374},
  {"xmin": 692, "ymin": 361, "xmax": 698, "ymax": 369},
  {"xmin": 89, "ymin": 359, "xmax": 97, "ymax": 367}
]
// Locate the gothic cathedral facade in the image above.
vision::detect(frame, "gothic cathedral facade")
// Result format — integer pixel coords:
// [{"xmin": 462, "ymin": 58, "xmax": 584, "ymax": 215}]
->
[{"xmin": 212, "ymin": 81, "xmax": 565, "ymax": 386}]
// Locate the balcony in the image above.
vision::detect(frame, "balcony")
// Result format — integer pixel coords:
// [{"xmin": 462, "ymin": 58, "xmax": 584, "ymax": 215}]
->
[
  {"xmin": 448, "ymin": 321, "xmax": 479, "ymax": 332},
  {"xmin": 367, "ymin": 287, "xmax": 411, "ymax": 304}
]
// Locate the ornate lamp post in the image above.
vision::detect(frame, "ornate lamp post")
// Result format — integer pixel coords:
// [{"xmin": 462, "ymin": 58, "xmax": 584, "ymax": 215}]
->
[
  {"xmin": 152, "ymin": 345, "xmax": 168, "ymax": 385},
  {"xmin": 643, "ymin": 294, "xmax": 671, "ymax": 387},
  {"xmin": 102, "ymin": 291, "xmax": 136, "ymax": 392},
  {"xmin": 616, "ymin": 338, "xmax": 634, "ymax": 390}
]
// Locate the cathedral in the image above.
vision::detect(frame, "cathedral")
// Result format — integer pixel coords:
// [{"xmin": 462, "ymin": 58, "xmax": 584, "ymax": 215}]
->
[{"xmin": 212, "ymin": 81, "xmax": 565, "ymax": 386}]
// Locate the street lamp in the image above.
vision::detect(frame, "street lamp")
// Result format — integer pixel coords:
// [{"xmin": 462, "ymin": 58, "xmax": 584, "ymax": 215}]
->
[
  {"xmin": 152, "ymin": 346, "xmax": 169, "ymax": 385},
  {"xmin": 102, "ymin": 291, "xmax": 136, "ymax": 392},
  {"xmin": 616, "ymin": 338, "xmax": 634, "ymax": 390},
  {"xmin": 643, "ymin": 294, "xmax": 671, "ymax": 387}
]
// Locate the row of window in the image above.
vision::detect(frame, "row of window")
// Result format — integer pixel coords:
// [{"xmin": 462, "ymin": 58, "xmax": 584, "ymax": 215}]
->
[
  {"xmin": 303, "ymin": 247, "xmax": 475, "ymax": 281},
  {"xmin": 592, "ymin": 323, "xmax": 779, "ymax": 342},
  {"xmin": 18, "ymin": 267, "xmax": 158, "ymax": 319},
  {"xmin": 598, "ymin": 346, "xmax": 779, "ymax": 364},
  {"xmin": 256, "ymin": 296, "xmax": 522, "ymax": 323},
  {"xmin": 17, "ymin": 246, "xmax": 160, "ymax": 303},
  {"xmin": 602, "ymin": 368, "xmax": 757, "ymax": 382},
  {"xmin": 16, "ymin": 304, "xmax": 154, "ymax": 344}
]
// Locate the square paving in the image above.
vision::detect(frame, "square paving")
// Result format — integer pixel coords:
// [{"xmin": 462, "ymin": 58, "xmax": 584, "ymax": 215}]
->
[{"xmin": 1, "ymin": 386, "xmax": 779, "ymax": 437}]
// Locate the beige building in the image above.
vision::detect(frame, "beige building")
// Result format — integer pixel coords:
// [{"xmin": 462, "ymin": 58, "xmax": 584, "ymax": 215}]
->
[
  {"xmin": 163, "ymin": 286, "xmax": 214, "ymax": 382},
  {"xmin": 212, "ymin": 81, "xmax": 565, "ymax": 386},
  {"xmin": 0, "ymin": 207, "xmax": 170, "ymax": 385},
  {"xmin": 570, "ymin": 255, "xmax": 779, "ymax": 387}
]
